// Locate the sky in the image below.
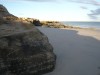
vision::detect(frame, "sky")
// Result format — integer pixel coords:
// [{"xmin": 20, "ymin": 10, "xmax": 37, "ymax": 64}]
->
[{"xmin": 0, "ymin": 0, "xmax": 100, "ymax": 21}]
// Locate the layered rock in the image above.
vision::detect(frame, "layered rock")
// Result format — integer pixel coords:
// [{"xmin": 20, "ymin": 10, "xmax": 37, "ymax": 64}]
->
[
  {"xmin": 0, "ymin": 4, "xmax": 56, "ymax": 75},
  {"xmin": 40, "ymin": 21, "xmax": 73, "ymax": 28},
  {"xmin": 43, "ymin": 21, "xmax": 82, "ymax": 29}
]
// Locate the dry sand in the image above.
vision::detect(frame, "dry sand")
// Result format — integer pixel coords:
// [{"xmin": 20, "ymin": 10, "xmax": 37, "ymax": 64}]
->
[{"xmin": 37, "ymin": 27, "xmax": 100, "ymax": 75}]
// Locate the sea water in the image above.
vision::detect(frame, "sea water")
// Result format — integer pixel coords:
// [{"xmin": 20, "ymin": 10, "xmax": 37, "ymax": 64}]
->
[{"xmin": 62, "ymin": 21, "xmax": 100, "ymax": 30}]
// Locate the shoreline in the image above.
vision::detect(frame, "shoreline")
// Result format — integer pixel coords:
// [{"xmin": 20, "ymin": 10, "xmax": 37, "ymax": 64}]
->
[
  {"xmin": 39, "ymin": 26, "xmax": 100, "ymax": 40},
  {"xmin": 40, "ymin": 21, "xmax": 100, "ymax": 31},
  {"xmin": 60, "ymin": 27, "xmax": 100, "ymax": 40},
  {"xmin": 40, "ymin": 25, "xmax": 100, "ymax": 41},
  {"xmin": 59, "ymin": 24, "xmax": 100, "ymax": 31},
  {"xmin": 42, "ymin": 25, "xmax": 100, "ymax": 32},
  {"xmin": 61, "ymin": 21, "xmax": 100, "ymax": 30}
]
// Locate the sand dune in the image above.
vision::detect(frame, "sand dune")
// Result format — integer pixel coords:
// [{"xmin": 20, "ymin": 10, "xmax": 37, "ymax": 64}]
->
[{"xmin": 37, "ymin": 27, "xmax": 100, "ymax": 75}]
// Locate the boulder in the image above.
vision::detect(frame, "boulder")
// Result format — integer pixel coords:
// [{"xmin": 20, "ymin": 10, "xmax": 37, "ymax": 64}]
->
[
  {"xmin": 33, "ymin": 19, "xmax": 42, "ymax": 26},
  {"xmin": 0, "ymin": 4, "xmax": 56, "ymax": 75}
]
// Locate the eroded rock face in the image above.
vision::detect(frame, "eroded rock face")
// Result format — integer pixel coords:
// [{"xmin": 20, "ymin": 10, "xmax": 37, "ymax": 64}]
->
[{"xmin": 0, "ymin": 4, "xmax": 56, "ymax": 75}]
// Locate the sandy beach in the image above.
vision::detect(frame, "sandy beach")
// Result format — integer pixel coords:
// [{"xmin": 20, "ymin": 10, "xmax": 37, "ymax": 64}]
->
[{"xmin": 37, "ymin": 27, "xmax": 100, "ymax": 75}]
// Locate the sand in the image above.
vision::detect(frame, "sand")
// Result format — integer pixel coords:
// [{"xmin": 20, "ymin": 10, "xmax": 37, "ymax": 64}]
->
[{"xmin": 37, "ymin": 27, "xmax": 100, "ymax": 75}]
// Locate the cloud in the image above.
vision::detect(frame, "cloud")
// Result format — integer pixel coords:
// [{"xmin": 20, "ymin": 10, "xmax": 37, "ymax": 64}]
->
[
  {"xmin": 15, "ymin": 0, "xmax": 100, "ymax": 5},
  {"xmin": 67, "ymin": 0, "xmax": 100, "ymax": 6},
  {"xmin": 88, "ymin": 14, "xmax": 97, "ymax": 19},
  {"xmin": 80, "ymin": 6, "xmax": 88, "ymax": 9},
  {"xmin": 88, "ymin": 8, "xmax": 100, "ymax": 19}
]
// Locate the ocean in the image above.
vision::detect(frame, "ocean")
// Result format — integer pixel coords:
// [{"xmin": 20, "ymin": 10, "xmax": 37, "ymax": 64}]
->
[{"xmin": 61, "ymin": 21, "xmax": 100, "ymax": 30}]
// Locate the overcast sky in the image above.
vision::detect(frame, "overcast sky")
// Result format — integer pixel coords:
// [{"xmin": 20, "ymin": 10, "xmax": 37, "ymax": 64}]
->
[{"xmin": 0, "ymin": 0, "xmax": 100, "ymax": 21}]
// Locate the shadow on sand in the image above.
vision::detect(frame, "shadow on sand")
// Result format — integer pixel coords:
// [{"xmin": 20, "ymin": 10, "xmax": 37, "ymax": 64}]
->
[{"xmin": 37, "ymin": 27, "xmax": 100, "ymax": 75}]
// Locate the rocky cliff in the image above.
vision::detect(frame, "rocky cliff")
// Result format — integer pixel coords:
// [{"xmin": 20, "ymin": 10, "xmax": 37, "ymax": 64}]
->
[{"xmin": 0, "ymin": 4, "xmax": 56, "ymax": 75}]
